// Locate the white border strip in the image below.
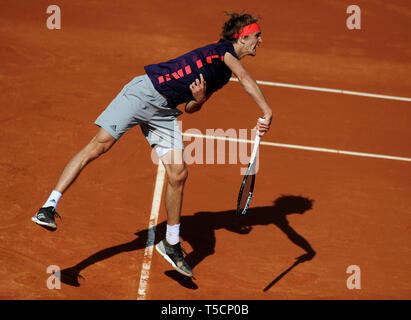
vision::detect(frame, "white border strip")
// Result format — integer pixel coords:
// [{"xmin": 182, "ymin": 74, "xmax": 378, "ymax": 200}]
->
[
  {"xmin": 182, "ymin": 132, "xmax": 411, "ymax": 162},
  {"xmin": 137, "ymin": 161, "xmax": 166, "ymax": 300},
  {"xmin": 229, "ymin": 78, "xmax": 411, "ymax": 102}
]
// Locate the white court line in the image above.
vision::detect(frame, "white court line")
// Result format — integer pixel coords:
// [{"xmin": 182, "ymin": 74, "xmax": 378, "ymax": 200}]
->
[
  {"xmin": 182, "ymin": 132, "xmax": 411, "ymax": 162},
  {"xmin": 137, "ymin": 161, "xmax": 166, "ymax": 300},
  {"xmin": 229, "ymin": 78, "xmax": 411, "ymax": 102}
]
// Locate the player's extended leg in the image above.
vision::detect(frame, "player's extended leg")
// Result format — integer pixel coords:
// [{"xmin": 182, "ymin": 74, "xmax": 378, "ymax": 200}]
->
[
  {"xmin": 155, "ymin": 149, "xmax": 193, "ymax": 277},
  {"xmin": 32, "ymin": 128, "xmax": 116, "ymax": 229},
  {"xmin": 54, "ymin": 127, "xmax": 116, "ymax": 194}
]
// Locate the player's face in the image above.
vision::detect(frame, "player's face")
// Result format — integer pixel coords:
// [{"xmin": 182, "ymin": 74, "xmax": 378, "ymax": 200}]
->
[{"xmin": 244, "ymin": 31, "xmax": 262, "ymax": 56}]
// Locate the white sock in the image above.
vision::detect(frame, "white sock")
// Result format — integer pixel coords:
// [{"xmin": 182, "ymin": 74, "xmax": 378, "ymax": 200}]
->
[
  {"xmin": 166, "ymin": 224, "xmax": 180, "ymax": 245},
  {"xmin": 43, "ymin": 190, "xmax": 62, "ymax": 209}
]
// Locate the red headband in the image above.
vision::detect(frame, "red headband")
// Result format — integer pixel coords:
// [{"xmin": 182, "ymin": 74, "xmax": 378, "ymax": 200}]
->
[{"xmin": 232, "ymin": 23, "xmax": 261, "ymax": 38}]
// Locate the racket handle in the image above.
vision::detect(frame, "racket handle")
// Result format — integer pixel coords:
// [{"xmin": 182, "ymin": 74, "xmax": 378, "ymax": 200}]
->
[
  {"xmin": 247, "ymin": 117, "xmax": 264, "ymax": 169},
  {"xmin": 256, "ymin": 117, "xmax": 265, "ymax": 139},
  {"xmin": 254, "ymin": 134, "xmax": 261, "ymax": 144},
  {"xmin": 250, "ymin": 131, "xmax": 261, "ymax": 164}
]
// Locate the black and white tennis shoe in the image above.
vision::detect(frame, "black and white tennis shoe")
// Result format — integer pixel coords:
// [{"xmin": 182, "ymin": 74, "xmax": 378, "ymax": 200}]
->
[
  {"xmin": 156, "ymin": 239, "xmax": 193, "ymax": 277},
  {"xmin": 32, "ymin": 206, "xmax": 61, "ymax": 230}
]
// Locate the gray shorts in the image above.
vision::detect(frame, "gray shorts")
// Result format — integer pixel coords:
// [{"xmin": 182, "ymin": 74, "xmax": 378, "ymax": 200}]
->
[{"xmin": 95, "ymin": 74, "xmax": 183, "ymax": 150}]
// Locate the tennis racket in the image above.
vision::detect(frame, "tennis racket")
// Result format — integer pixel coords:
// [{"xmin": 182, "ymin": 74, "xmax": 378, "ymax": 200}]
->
[{"xmin": 236, "ymin": 122, "xmax": 262, "ymax": 215}]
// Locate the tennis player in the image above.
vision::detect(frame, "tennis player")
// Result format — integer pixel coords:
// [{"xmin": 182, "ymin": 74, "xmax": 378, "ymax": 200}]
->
[{"xmin": 32, "ymin": 12, "xmax": 272, "ymax": 278}]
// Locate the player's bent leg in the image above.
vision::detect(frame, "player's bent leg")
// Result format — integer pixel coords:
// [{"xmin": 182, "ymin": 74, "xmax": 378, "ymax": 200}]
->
[
  {"xmin": 155, "ymin": 148, "xmax": 193, "ymax": 277},
  {"xmin": 161, "ymin": 149, "xmax": 188, "ymax": 226}
]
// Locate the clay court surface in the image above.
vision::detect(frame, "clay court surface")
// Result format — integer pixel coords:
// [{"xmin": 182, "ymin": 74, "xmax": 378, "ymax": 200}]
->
[{"xmin": 1, "ymin": 0, "xmax": 410, "ymax": 300}]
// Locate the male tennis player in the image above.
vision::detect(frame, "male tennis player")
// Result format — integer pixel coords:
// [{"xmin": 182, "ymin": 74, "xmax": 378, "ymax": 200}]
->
[{"xmin": 32, "ymin": 12, "xmax": 272, "ymax": 278}]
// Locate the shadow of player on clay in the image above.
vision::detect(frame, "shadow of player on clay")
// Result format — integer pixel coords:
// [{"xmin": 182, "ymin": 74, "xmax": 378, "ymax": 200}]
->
[{"xmin": 59, "ymin": 195, "xmax": 315, "ymax": 291}]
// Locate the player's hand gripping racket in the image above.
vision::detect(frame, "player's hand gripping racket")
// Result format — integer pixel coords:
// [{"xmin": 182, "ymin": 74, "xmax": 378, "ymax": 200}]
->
[{"xmin": 236, "ymin": 118, "xmax": 264, "ymax": 215}]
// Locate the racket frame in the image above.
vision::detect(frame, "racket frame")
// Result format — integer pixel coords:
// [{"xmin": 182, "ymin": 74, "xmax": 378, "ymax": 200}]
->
[{"xmin": 236, "ymin": 134, "xmax": 261, "ymax": 215}]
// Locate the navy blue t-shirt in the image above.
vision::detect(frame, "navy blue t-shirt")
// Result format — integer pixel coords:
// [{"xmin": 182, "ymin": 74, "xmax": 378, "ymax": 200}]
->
[{"xmin": 144, "ymin": 40, "xmax": 238, "ymax": 108}]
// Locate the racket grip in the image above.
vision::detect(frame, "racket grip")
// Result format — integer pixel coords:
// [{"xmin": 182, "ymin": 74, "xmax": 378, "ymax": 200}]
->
[
  {"xmin": 254, "ymin": 133, "xmax": 261, "ymax": 147},
  {"xmin": 251, "ymin": 131, "xmax": 261, "ymax": 163},
  {"xmin": 256, "ymin": 117, "xmax": 265, "ymax": 138}
]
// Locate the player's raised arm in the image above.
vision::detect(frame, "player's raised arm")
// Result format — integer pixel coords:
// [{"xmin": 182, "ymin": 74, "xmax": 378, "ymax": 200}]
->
[{"xmin": 224, "ymin": 51, "xmax": 272, "ymax": 135}]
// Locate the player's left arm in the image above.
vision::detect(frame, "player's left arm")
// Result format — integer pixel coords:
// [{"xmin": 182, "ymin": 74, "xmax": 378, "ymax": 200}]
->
[{"xmin": 185, "ymin": 74, "xmax": 212, "ymax": 113}]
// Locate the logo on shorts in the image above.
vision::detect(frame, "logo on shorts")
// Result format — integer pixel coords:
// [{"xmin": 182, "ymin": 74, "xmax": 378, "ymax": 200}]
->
[{"xmin": 110, "ymin": 125, "xmax": 117, "ymax": 132}]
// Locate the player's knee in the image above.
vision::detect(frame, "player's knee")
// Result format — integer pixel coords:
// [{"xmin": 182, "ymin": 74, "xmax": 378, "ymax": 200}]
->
[
  {"xmin": 167, "ymin": 166, "xmax": 188, "ymax": 187},
  {"xmin": 83, "ymin": 140, "xmax": 111, "ymax": 163}
]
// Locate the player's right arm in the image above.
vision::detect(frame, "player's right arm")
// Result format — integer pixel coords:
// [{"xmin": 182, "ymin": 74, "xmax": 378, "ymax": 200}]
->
[{"xmin": 224, "ymin": 52, "xmax": 272, "ymax": 135}]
